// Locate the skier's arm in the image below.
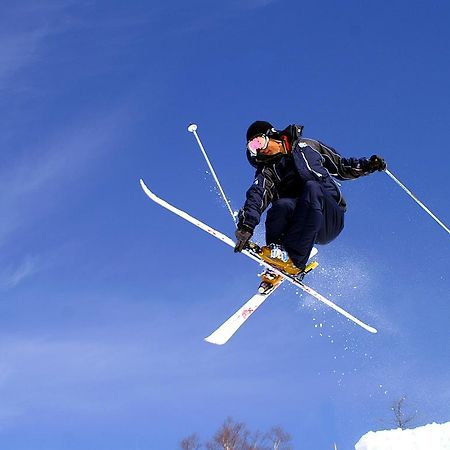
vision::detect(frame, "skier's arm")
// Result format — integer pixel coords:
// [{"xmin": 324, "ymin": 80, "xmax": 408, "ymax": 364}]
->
[
  {"xmin": 236, "ymin": 167, "xmax": 275, "ymax": 236},
  {"xmin": 304, "ymin": 138, "xmax": 386, "ymax": 180},
  {"xmin": 234, "ymin": 168, "xmax": 276, "ymax": 252}
]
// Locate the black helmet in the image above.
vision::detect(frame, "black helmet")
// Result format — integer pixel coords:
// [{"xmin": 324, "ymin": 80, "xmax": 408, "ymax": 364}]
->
[
  {"xmin": 246, "ymin": 120, "xmax": 282, "ymax": 168},
  {"xmin": 246, "ymin": 121, "xmax": 278, "ymax": 141},
  {"xmin": 245, "ymin": 122, "xmax": 305, "ymax": 168}
]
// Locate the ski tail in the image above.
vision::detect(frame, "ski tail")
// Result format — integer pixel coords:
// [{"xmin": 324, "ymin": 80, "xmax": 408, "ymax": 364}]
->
[{"xmin": 204, "ymin": 284, "xmax": 282, "ymax": 345}]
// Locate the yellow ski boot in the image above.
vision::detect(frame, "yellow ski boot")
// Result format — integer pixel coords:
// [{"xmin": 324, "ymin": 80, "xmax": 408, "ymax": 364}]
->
[
  {"xmin": 259, "ymin": 244, "xmax": 303, "ymax": 276},
  {"xmin": 257, "ymin": 244, "xmax": 319, "ymax": 293},
  {"xmin": 258, "ymin": 269, "xmax": 283, "ymax": 294}
]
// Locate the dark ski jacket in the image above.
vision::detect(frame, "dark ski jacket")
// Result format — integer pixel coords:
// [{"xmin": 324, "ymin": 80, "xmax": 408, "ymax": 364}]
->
[{"xmin": 239, "ymin": 124, "xmax": 375, "ymax": 231}]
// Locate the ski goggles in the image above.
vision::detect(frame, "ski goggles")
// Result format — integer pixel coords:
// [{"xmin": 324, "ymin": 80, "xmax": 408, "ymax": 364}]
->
[{"xmin": 247, "ymin": 134, "xmax": 269, "ymax": 156}]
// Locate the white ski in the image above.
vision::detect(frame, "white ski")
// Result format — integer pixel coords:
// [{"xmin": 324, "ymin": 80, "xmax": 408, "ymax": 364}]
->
[
  {"xmin": 205, "ymin": 247, "xmax": 318, "ymax": 345},
  {"xmin": 205, "ymin": 286, "xmax": 281, "ymax": 345},
  {"xmin": 140, "ymin": 179, "xmax": 378, "ymax": 334}
]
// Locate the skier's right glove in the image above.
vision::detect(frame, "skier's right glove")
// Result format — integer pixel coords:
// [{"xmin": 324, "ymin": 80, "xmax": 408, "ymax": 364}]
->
[{"xmin": 234, "ymin": 225, "xmax": 253, "ymax": 253}]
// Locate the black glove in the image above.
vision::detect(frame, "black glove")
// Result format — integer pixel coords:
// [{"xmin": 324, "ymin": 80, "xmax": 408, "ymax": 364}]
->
[
  {"xmin": 368, "ymin": 155, "xmax": 387, "ymax": 172},
  {"xmin": 234, "ymin": 226, "xmax": 253, "ymax": 253}
]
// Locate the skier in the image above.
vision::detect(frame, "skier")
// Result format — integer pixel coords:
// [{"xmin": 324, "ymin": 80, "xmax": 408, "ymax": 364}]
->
[{"xmin": 234, "ymin": 121, "xmax": 386, "ymax": 282}]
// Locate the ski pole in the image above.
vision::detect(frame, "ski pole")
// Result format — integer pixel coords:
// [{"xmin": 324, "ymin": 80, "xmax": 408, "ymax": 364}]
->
[
  {"xmin": 385, "ymin": 169, "xmax": 450, "ymax": 235},
  {"xmin": 187, "ymin": 123, "xmax": 237, "ymax": 226}
]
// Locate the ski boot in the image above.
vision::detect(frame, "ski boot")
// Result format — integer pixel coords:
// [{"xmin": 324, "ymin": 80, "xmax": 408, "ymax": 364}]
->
[
  {"xmin": 293, "ymin": 260, "xmax": 319, "ymax": 282},
  {"xmin": 259, "ymin": 244, "xmax": 303, "ymax": 276},
  {"xmin": 258, "ymin": 269, "xmax": 283, "ymax": 294},
  {"xmin": 258, "ymin": 259, "xmax": 319, "ymax": 293}
]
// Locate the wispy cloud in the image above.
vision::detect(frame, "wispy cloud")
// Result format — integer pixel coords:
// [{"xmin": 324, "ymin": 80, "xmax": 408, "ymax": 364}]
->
[
  {"xmin": 0, "ymin": 1, "xmax": 79, "ymax": 90},
  {"xmin": 0, "ymin": 1, "xmax": 139, "ymax": 291},
  {"xmin": 0, "ymin": 319, "xmax": 197, "ymax": 426},
  {"xmin": 0, "ymin": 335, "xmax": 127, "ymax": 426},
  {"xmin": 0, "ymin": 29, "xmax": 47, "ymax": 88},
  {"xmin": 0, "ymin": 255, "xmax": 37, "ymax": 290},
  {"xmin": 174, "ymin": 0, "xmax": 280, "ymax": 34},
  {"xmin": 0, "ymin": 99, "xmax": 132, "ymax": 255},
  {"xmin": 237, "ymin": 0, "xmax": 281, "ymax": 10}
]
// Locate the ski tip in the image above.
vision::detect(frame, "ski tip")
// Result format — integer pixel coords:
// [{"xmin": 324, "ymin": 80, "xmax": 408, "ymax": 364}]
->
[
  {"xmin": 140, "ymin": 179, "xmax": 152, "ymax": 197},
  {"xmin": 204, "ymin": 336, "xmax": 226, "ymax": 345},
  {"xmin": 139, "ymin": 179, "xmax": 154, "ymax": 197}
]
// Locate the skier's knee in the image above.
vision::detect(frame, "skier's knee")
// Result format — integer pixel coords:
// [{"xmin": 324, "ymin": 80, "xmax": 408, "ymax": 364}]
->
[
  {"xmin": 269, "ymin": 198, "xmax": 296, "ymax": 217},
  {"xmin": 302, "ymin": 180, "xmax": 323, "ymax": 206},
  {"xmin": 303, "ymin": 180, "xmax": 321, "ymax": 193}
]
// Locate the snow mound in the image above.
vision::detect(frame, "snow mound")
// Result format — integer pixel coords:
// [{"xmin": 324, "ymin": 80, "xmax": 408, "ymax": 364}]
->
[{"xmin": 355, "ymin": 422, "xmax": 450, "ymax": 450}]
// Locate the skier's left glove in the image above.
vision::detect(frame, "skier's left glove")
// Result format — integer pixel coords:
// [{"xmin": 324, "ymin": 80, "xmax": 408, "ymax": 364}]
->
[
  {"xmin": 368, "ymin": 155, "xmax": 387, "ymax": 172},
  {"xmin": 234, "ymin": 225, "xmax": 253, "ymax": 253}
]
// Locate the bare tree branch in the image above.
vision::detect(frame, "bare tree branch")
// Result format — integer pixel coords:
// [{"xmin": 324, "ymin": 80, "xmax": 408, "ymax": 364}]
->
[
  {"xmin": 391, "ymin": 396, "xmax": 417, "ymax": 430},
  {"xmin": 180, "ymin": 432, "xmax": 202, "ymax": 450},
  {"xmin": 264, "ymin": 426, "xmax": 293, "ymax": 450},
  {"xmin": 205, "ymin": 417, "xmax": 250, "ymax": 450},
  {"xmin": 181, "ymin": 417, "xmax": 294, "ymax": 450}
]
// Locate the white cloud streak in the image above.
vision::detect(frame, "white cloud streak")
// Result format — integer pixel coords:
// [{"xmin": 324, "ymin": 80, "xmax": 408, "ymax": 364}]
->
[
  {"xmin": 0, "ymin": 29, "xmax": 47, "ymax": 89},
  {"xmin": 0, "ymin": 1, "xmax": 79, "ymax": 90},
  {"xmin": 238, "ymin": 0, "xmax": 280, "ymax": 10},
  {"xmin": 0, "ymin": 255, "xmax": 37, "ymax": 290},
  {"xmin": 0, "ymin": 103, "xmax": 129, "ymax": 251}
]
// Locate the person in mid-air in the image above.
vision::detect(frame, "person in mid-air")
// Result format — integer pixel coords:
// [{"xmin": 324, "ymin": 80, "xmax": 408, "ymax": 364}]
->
[{"xmin": 234, "ymin": 121, "xmax": 386, "ymax": 283}]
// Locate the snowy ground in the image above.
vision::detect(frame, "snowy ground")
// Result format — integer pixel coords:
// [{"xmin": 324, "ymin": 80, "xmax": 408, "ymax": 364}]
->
[{"xmin": 355, "ymin": 422, "xmax": 450, "ymax": 450}]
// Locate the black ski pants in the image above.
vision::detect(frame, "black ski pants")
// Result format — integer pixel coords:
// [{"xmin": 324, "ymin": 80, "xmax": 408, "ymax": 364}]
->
[{"xmin": 265, "ymin": 180, "xmax": 345, "ymax": 269}]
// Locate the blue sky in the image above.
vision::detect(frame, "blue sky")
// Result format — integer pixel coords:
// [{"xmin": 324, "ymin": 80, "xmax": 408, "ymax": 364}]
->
[{"xmin": 0, "ymin": 0, "xmax": 449, "ymax": 449}]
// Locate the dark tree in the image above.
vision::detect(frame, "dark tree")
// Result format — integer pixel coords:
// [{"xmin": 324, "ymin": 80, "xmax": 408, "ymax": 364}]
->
[
  {"xmin": 391, "ymin": 396, "xmax": 416, "ymax": 429},
  {"xmin": 179, "ymin": 417, "xmax": 294, "ymax": 450}
]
